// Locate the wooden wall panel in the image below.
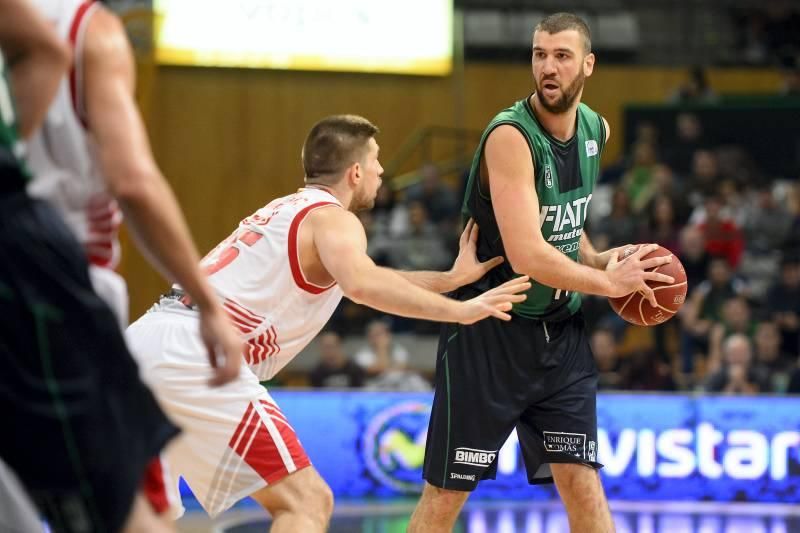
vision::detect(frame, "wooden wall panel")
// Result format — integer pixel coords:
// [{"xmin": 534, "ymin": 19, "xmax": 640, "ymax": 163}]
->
[{"xmin": 120, "ymin": 63, "xmax": 783, "ymax": 318}]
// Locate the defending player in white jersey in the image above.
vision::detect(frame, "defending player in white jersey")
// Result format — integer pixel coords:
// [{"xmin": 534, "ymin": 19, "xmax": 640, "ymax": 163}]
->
[
  {"xmin": 23, "ymin": 1, "xmax": 241, "ymax": 389},
  {"xmin": 126, "ymin": 115, "xmax": 530, "ymax": 530}
]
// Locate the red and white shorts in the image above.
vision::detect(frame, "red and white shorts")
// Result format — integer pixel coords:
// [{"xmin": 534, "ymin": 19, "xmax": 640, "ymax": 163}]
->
[{"xmin": 126, "ymin": 307, "xmax": 310, "ymax": 518}]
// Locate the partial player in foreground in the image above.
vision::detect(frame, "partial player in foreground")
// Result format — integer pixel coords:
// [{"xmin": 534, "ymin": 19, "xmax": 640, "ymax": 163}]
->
[
  {"xmin": 126, "ymin": 114, "xmax": 529, "ymax": 531},
  {"xmin": 0, "ymin": 0, "xmax": 182, "ymax": 531}
]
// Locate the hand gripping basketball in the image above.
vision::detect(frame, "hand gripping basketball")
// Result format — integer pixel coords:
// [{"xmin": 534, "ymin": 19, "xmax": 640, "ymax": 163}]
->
[{"xmin": 608, "ymin": 245, "xmax": 687, "ymax": 326}]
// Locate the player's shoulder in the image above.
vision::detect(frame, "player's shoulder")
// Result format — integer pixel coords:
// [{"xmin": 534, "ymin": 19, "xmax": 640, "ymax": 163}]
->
[
  {"xmin": 305, "ymin": 201, "xmax": 353, "ymax": 226},
  {"xmin": 483, "ymin": 125, "xmax": 532, "ymax": 170},
  {"xmin": 486, "ymin": 97, "xmax": 530, "ymax": 130},
  {"xmin": 83, "ymin": 4, "xmax": 130, "ymax": 59},
  {"xmin": 578, "ymin": 102, "xmax": 610, "ymax": 143},
  {"xmin": 577, "ymin": 101, "xmax": 599, "ymax": 115}
]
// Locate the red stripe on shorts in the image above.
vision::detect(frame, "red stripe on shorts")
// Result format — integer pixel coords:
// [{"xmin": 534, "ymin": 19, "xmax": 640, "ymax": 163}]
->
[
  {"xmin": 228, "ymin": 402, "xmax": 310, "ymax": 484},
  {"xmin": 142, "ymin": 457, "xmax": 169, "ymax": 515}
]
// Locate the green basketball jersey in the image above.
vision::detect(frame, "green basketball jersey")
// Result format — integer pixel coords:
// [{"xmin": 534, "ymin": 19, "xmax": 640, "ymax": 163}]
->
[
  {"xmin": 0, "ymin": 51, "xmax": 29, "ymax": 194},
  {"xmin": 463, "ymin": 95, "xmax": 607, "ymax": 320}
]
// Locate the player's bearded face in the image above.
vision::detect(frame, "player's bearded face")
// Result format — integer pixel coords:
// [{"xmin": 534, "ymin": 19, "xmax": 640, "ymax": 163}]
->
[
  {"xmin": 531, "ymin": 30, "xmax": 591, "ymax": 115},
  {"xmin": 353, "ymin": 178, "xmax": 377, "ymax": 211},
  {"xmin": 534, "ymin": 69, "xmax": 585, "ymax": 114},
  {"xmin": 353, "ymin": 140, "xmax": 383, "ymax": 212}
]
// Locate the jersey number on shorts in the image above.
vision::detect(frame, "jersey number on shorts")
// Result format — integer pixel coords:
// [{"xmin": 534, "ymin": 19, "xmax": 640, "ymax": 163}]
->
[{"xmin": 202, "ymin": 229, "xmax": 262, "ymax": 276}]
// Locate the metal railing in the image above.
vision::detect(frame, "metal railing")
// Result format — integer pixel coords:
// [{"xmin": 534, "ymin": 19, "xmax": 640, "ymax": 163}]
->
[{"xmin": 383, "ymin": 126, "xmax": 483, "ymax": 191}]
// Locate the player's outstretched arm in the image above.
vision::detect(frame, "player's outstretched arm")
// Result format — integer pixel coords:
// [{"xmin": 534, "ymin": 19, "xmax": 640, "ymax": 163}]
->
[
  {"xmin": 393, "ymin": 219, "xmax": 504, "ymax": 293},
  {"xmin": 83, "ymin": 8, "xmax": 242, "ymax": 385},
  {"xmin": 313, "ymin": 207, "xmax": 530, "ymax": 324},
  {"xmin": 0, "ymin": 0, "xmax": 71, "ymax": 139},
  {"xmin": 485, "ymin": 125, "xmax": 673, "ymax": 305}
]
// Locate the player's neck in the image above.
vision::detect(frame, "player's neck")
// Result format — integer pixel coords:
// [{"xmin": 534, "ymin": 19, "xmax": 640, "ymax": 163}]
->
[
  {"xmin": 302, "ymin": 183, "xmax": 352, "ymax": 208},
  {"xmin": 530, "ymin": 93, "xmax": 579, "ymax": 142},
  {"xmin": 303, "ymin": 183, "xmax": 336, "ymax": 196}
]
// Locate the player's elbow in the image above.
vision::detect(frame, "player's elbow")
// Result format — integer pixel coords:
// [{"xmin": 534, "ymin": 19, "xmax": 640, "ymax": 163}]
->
[
  {"xmin": 340, "ymin": 282, "xmax": 369, "ymax": 305},
  {"xmin": 338, "ymin": 271, "xmax": 377, "ymax": 305},
  {"xmin": 505, "ymin": 246, "xmax": 535, "ymax": 277},
  {"xmin": 104, "ymin": 162, "xmax": 159, "ymax": 205}
]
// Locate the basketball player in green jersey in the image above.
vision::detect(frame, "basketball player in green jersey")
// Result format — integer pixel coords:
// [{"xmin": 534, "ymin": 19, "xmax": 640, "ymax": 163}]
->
[{"xmin": 410, "ymin": 13, "xmax": 674, "ymax": 533}]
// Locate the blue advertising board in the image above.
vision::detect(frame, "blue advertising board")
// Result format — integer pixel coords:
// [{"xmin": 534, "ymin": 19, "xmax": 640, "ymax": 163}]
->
[{"xmin": 182, "ymin": 391, "xmax": 800, "ymax": 503}]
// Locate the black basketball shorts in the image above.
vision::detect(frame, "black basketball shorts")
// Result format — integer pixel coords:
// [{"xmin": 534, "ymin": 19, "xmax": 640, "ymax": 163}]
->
[{"xmin": 423, "ymin": 305, "xmax": 602, "ymax": 491}]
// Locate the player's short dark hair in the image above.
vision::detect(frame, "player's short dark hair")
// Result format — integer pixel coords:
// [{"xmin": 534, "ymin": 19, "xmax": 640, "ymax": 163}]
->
[
  {"xmin": 534, "ymin": 13, "xmax": 592, "ymax": 54},
  {"xmin": 302, "ymin": 115, "xmax": 379, "ymax": 182}
]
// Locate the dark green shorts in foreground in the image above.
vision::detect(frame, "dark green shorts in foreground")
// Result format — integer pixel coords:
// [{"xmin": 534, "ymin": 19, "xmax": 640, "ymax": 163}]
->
[{"xmin": 0, "ymin": 192, "xmax": 178, "ymax": 532}]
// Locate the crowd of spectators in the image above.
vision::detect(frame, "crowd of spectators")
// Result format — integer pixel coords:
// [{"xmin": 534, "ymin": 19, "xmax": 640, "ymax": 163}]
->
[{"xmin": 582, "ymin": 104, "xmax": 800, "ymax": 394}]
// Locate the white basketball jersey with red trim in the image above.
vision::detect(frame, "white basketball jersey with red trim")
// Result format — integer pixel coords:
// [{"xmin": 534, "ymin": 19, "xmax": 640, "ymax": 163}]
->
[
  {"xmin": 26, "ymin": 0, "xmax": 122, "ymax": 269},
  {"xmin": 194, "ymin": 187, "xmax": 344, "ymax": 381}
]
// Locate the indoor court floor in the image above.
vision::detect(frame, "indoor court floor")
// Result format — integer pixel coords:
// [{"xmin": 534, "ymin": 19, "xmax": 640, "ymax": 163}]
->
[{"xmin": 177, "ymin": 500, "xmax": 800, "ymax": 533}]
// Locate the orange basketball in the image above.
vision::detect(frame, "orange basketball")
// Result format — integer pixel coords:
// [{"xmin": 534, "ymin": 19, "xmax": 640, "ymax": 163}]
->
[{"xmin": 608, "ymin": 245, "xmax": 688, "ymax": 327}]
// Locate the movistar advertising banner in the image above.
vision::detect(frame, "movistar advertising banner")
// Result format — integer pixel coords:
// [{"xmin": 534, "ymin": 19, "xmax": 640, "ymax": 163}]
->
[{"xmin": 184, "ymin": 391, "xmax": 800, "ymax": 502}]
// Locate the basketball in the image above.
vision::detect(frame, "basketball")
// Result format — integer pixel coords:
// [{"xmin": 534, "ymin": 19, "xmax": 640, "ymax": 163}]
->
[{"xmin": 608, "ymin": 245, "xmax": 687, "ymax": 327}]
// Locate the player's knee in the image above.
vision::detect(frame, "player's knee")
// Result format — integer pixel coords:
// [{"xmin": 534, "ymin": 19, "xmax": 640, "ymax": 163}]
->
[
  {"xmin": 316, "ymin": 479, "xmax": 334, "ymax": 521},
  {"xmin": 296, "ymin": 474, "xmax": 333, "ymax": 527},
  {"xmin": 427, "ymin": 484, "xmax": 467, "ymax": 506},
  {"xmin": 552, "ymin": 463, "xmax": 604, "ymax": 501},
  {"xmin": 270, "ymin": 470, "xmax": 332, "ymax": 525}
]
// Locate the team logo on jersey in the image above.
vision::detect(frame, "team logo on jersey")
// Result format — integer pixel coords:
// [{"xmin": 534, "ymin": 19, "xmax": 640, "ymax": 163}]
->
[
  {"xmin": 544, "ymin": 164, "xmax": 553, "ymax": 189},
  {"xmin": 585, "ymin": 139, "xmax": 598, "ymax": 157},
  {"xmin": 540, "ymin": 194, "xmax": 592, "ymax": 244},
  {"xmin": 362, "ymin": 401, "xmax": 429, "ymax": 493}
]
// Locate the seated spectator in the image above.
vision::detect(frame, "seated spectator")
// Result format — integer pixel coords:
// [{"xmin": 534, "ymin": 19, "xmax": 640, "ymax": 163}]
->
[
  {"xmin": 765, "ymin": 254, "xmax": 800, "ymax": 354},
  {"xmin": 679, "ymin": 257, "xmax": 749, "ymax": 374},
  {"xmin": 686, "ymin": 150, "xmax": 721, "ymax": 205},
  {"xmin": 309, "ymin": 331, "xmax": 365, "ymax": 389},
  {"xmin": 664, "ymin": 112, "xmax": 706, "ymax": 176},
  {"xmin": 364, "ymin": 371, "xmax": 431, "ymax": 392},
  {"xmin": 704, "ymin": 334, "xmax": 767, "ymax": 394},
  {"xmin": 372, "ymin": 184, "xmax": 408, "ymax": 237},
  {"xmin": 357, "ymin": 210, "xmax": 391, "ymax": 266},
  {"xmin": 707, "ymin": 296, "xmax": 757, "ymax": 373},
  {"xmin": 741, "ymin": 182, "xmax": 792, "ymax": 254},
  {"xmin": 695, "ymin": 195, "xmax": 744, "ymax": 269},
  {"xmin": 591, "ymin": 186, "xmax": 639, "ymax": 251},
  {"xmin": 640, "ymin": 164, "xmax": 691, "ymax": 226},
  {"xmin": 356, "ymin": 320, "xmax": 431, "ymax": 391},
  {"xmin": 386, "ymin": 201, "xmax": 453, "ymax": 272},
  {"xmin": 678, "ymin": 225, "xmax": 710, "ymax": 289},
  {"xmin": 619, "ymin": 349, "xmax": 676, "ymax": 392},
  {"xmin": 752, "ymin": 321, "xmax": 795, "ymax": 393},
  {"xmin": 669, "ymin": 66, "xmax": 717, "ymax": 104},
  {"xmin": 591, "ymin": 328, "xmax": 624, "ymax": 390},
  {"xmin": 640, "ymin": 195, "xmax": 681, "ymax": 254},
  {"xmin": 405, "ymin": 163, "xmax": 460, "ymax": 228},
  {"xmin": 355, "ymin": 319, "xmax": 410, "ymax": 376},
  {"xmin": 621, "ymin": 140, "xmax": 659, "ymax": 213}
]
